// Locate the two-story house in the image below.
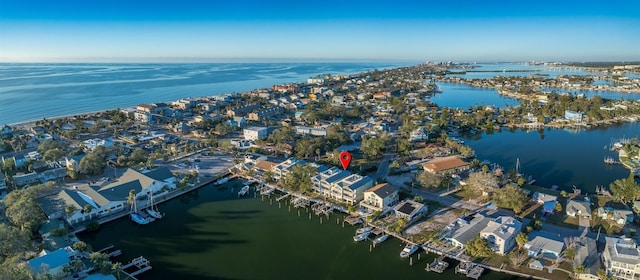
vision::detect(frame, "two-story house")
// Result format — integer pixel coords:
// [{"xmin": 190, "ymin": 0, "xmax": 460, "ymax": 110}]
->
[
  {"xmin": 360, "ymin": 183, "xmax": 399, "ymax": 212},
  {"xmin": 479, "ymin": 216, "xmax": 523, "ymax": 255},
  {"xmin": 603, "ymin": 237, "xmax": 640, "ymax": 280}
]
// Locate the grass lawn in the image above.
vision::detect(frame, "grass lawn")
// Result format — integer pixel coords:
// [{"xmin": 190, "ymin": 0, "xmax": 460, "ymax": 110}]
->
[{"xmin": 544, "ymin": 212, "xmax": 580, "ymax": 229}]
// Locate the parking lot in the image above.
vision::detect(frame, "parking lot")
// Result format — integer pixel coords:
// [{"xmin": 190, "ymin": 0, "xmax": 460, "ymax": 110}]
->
[{"xmin": 159, "ymin": 152, "xmax": 237, "ymax": 178}]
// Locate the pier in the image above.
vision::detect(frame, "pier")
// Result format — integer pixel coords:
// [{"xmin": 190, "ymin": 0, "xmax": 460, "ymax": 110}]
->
[
  {"xmin": 425, "ymin": 255, "xmax": 449, "ymax": 273},
  {"xmin": 97, "ymin": 244, "xmax": 122, "ymax": 258},
  {"xmin": 604, "ymin": 156, "xmax": 621, "ymax": 165},
  {"xmin": 121, "ymin": 256, "xmax": 152, "ymax": 278},
  {"xmin": 456, "ymin": 261, "xmax": 485, "ymax": 279}
]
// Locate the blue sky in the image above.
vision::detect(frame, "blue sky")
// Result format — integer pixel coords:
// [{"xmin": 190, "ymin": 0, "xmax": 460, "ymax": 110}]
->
[{"xmin": 1, "ymin": 0, "xmax": 639, "ymax": 62}]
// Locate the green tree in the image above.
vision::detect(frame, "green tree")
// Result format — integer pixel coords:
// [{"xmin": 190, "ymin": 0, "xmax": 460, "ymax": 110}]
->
[
  {"xmin": 492, "ymin": 184, "xmax": 528, "ymax": 214},
  {"xmin": 563, "ymin": 247, "xmax": 576, "ymax": 261},
  {"xmin": 597, "ymin": 269, "xmax": 615, "ymax": 280},
  {"xmin": 554, "ymin": 202, "xmax": 563, "ymax": 213},
  {"xmin": 279, "ymin": 164, "xmax": 316, "ymax": 192},
  {"xmin": 128, "ymin": 148, "xmax": 149, "ymax": 166},
  {"xmin": 0, "ymin": 224, "xmax": 29, "ymax": 259},
  {"xmin": 72, "ymin": 241, "xmax": 92, "ymax": 253},
  {"xmin": 609, "ymin": 173, "xmax": 640, "ymax": 204},
  {"xmin": 79, "ymin": 153, "xmax": 105, "ymax": 175},
  {"xmin": 4, "ymin": 189, "xmax": 45, "ymax": 232},
  {"xmin": 515, "ymin": 232, "xmax": 528, "ymax": 249},
  {"xmin": 43, "ymin": 148, "xmax": 65, "ymax": 162},
  {"xmin": 466, "ymin": 171, "xmax": 499, "ymax": 194},
  {"xmin": 417, "ymin": 171, "xmax": 443, "ymax": 188},
  {"xmin": 413, "ymin": 195, "xmax": 424, "ymax": 203},
  {"xmin": 0, "ymin": 257, "xmax": 34, "ymax": 280},
  {"xmin": 360, "ymin": 135, "xmax": 387, "ymax": 158},
  {"xmin": 37, "ymin": 139, "xmax": 62, "ymax": 154},
  {"xmin": 466, "ymin": 236, "xmax": 493, "ymax": 258},
  {"xmin": 83, "ymin": 204, "xmax": 93, "ymax": 214}
]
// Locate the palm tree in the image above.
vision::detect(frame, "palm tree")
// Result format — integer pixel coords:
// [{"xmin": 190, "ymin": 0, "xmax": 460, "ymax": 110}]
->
[{"xmin": 128, "ymin": 189, "xmax": 136, "ymax": 212}]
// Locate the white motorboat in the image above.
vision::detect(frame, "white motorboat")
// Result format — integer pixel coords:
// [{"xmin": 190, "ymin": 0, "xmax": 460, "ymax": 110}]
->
[
  {"xmin": 400, "ymin": 244, "xmax": 419, "ymax": 258},
  {"xmin": 372, "ymin": 234, "xmax": 389, "ymax": 244},
  {"xmin": 356, "ymin": 226, "xmax": 373, "ymax": 234},
  {"xmin": 238, "ymin": 185, "xmax": 250, "ymax": 197},
  {"xmin": 353, "ymin": 231, "xmax": 370, "ymax": 242}
]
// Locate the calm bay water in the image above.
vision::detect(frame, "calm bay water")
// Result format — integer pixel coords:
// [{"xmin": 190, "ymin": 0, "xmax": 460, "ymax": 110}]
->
[
  {"xmin": 431, "ymin": 82, "xmax": 520, "ymax": 108},
  {"xmin": 79, "ymin": 181, "xmax": 514, "ymax": 280},
  {"xmin": 0, "ymin": 62, "xmax": 414, "ymax": 125},
  {"xmin": 464, "ymin": 122, "xmax": 640, "ymax": 193},
  {"xmin": 450, "ymin": 63, "xmax": 591, "ymax": 79}
]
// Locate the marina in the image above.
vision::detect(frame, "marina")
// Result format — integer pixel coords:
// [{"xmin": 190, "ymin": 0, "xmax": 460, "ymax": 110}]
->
[{"xmin": 79, "ymin": 178, "xmax": 511, "ymax": 280}]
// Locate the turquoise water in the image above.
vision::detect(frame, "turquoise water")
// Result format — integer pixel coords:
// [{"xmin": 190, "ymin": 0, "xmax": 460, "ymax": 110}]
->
[
  {"xmin": 78, "ymin": 181, "xmax": 515, "ymax": 280},
  {"xmin": 0, "ymin": 62, "xmax": 415, "ymax": 124}
]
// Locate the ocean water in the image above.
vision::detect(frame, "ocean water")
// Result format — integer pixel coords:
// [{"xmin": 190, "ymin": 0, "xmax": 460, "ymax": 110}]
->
[{"xmin": 0, "ymin": 62, "xmax": 414, "ymax": 125}]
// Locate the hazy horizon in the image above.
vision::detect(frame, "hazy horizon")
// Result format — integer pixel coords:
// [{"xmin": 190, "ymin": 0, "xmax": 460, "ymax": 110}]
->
[{"xmin": 1, "ymin": 0, "xmax": 639, "ymax": 62}]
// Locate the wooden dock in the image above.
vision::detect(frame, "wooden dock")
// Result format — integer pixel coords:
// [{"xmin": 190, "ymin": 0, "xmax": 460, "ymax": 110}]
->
[
  {"xmin": 122, "ymin": 256, "xmax": 152, "ymax": 277},
  {"xmin": 456, "ymin": 261, "xmax": 484, "ymax": 279},
  {"xmin": 425, "ymin": 255, "xmax": 449, "ymax": 273}
]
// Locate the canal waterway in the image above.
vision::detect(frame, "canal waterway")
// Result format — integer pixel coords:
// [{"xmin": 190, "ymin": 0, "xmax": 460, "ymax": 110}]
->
[
  {"xmin": 79, "ymin": 180, "xmax": 514, "ymax": 280},
  {"xmin": 463, "ymin": 122, "xmax": 640, "ymax": 193},
  {"xmin": 449, "ymin": 63, "xmax": 593, "ymax": 79}
]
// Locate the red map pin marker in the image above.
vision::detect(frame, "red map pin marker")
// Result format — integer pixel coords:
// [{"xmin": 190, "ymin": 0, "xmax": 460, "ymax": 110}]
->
[{"xmin": 339, "ymin": 151, "xmax": 351, "ymax": 170}]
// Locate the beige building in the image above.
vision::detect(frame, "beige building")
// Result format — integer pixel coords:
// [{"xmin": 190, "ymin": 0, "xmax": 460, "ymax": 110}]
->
[
  {"xmin": 603, "ymin": 237, "xmax": 640, "ymax": 280},
  {"xmin": 360, "ymin": 183, "xmax": 399, "ymax": 212}
]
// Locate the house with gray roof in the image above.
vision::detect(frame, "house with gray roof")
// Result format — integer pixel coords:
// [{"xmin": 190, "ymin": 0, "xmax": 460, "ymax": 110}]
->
[
  {"xmin": 312, "ymin": 167, "xmax": 350, "ymax": 197},
  {"xmin": 597, "ymin": 207, "xmax": 634, "ymax": 226},
  {"xmin": 39, "ymin": 167, "xmax": 175, "ymax": 225},
  {"xmin": 447, "ymin": 213, "xmax": 491, "ymax": 249},
  {"xmin": 603, "ymin": 237, "xmax": 640, "ymax": 280},
  {"xmin": 524, "ymin": 231, "xmax": 565, "ymax": 260},
  {"xmin": 574, "ymin": 237, "xmax": 600, "ymax": 279},
  {"xmin": 566, "ymin": 199, "xmax": 592, "ymax": 218},
  {"xmin": 361, "ymin": 183, "xmax": 399, "ymax": 212},
  {"xmin": 480, "ymin": 216, "xmax": 523, "ymax": 255}
]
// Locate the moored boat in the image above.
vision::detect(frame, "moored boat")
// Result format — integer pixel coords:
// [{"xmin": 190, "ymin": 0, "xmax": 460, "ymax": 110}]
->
[
  {"xmin": 353, "ymin": 231, "xmax": 370, "ymax": 242},
  {"xmin": 238, "ymin": 185, "xmax": 250, "ymax": 197},
  {"xmin": 400, "ymin": 244, "xmax": 419, "ymax": 258},
  {"xmin": 131, "ymin": 212, "xmax": 152, "ymax": 225},
  {"xmin": 356, "ymin": 226, "xmax": 373, "ymax": 234},
  {"xmin": 373, "ymin": 234, "xmax": 389, "ymax": 244}
]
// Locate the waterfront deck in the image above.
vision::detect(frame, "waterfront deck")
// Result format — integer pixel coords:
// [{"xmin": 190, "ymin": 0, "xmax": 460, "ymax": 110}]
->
[
  {"xmin": 121, "ymin": 256, "xmax": 152, "ymax": 278},
  {"xmin": 425, "ymin": 256, "xmax": 449, "ymax": 273}
]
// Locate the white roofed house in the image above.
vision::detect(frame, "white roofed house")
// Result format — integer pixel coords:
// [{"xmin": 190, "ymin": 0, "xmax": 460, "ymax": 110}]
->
[
  {"xmin": 360, "ymin": 183, "xmax": 399, "ymax": 212},
  {"xmin": 603, "ymin": 237, "xmax": 640, "ymax": 280},
  {"xmin": 270, "ymin": 157, "xmax": 306, "ymax": 181},
  {"xmin": 311, "ymin": 167, "xmax": 350, "ymax": 197},
  {"xmin": 330, "ymin": 173, "xmax": 374, "ymax": 205},
  {"xmin": 479, "ymin": 216, "xmax": 523, "ymax": 255}
]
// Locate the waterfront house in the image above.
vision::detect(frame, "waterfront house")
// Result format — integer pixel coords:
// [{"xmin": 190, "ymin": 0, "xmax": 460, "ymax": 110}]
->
[
  {"xmin": 422, "ymin": 156, "xmax": 470, "ymax": 174},
  {"xmin": 28, "ymin": 246, "xmax": 77, "ymax": 278},
  {"xmin": 311, "ymin": 167, "xmax": 350, "ymax": 197},
  {"xmin": 524, "ymin": 231, "xmax": 564, "ymax": 260},
  {"xmin": 393, "ymin": 199, "xmax": 427, "ymax": 221},
  {"xmin": 566, "ymin": 199, "xmax": 592, "ymax": 218},
  {"xmin": 38, "ymin": 185, "xmax": 124, "ymax": 225},
  {"xmin": 531, "ymin": 192, "xmax": 558, "ymax": 213},
  {"xmin": 254, "ymin": 159, "xmax": 281, "ymax": 173},
  {"xmin": 360, "ymin": 183, "xmax": 399, "ymax": 212},
  {"xmin": 271, "ymin": 157, "xmax": 306, "ymax": 181},
  {"xmin": 243, "ymin": 126, "xmax": 268, "ymax": 141},
  {"xmin": 447, "ymin": 214, "xmax": 491, "ymax": 249},
  {"xmin": 603, "ymin": 236, "xmax": 640, "ymax": 280},
  {"xmin": 479, "ymin": 216, "xmax": 523, "ymax": 255},
  {"xmin": 597, "ymin": 207, "xmax": 634, "ymax": 225},
  {"xmin": 574, "ymin": 237, "xmax": 601, "ymax": 280},
  {"xmin": 565, "ymin": 110, "xmax": 585, "ymax": 123},
  {"xmin": 528, "ymin": 259, "xmax": 544, "ymax": 271},
  {"xmin": 330, "ymin": 173, "xmax": 374, "ymax": 205}
]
